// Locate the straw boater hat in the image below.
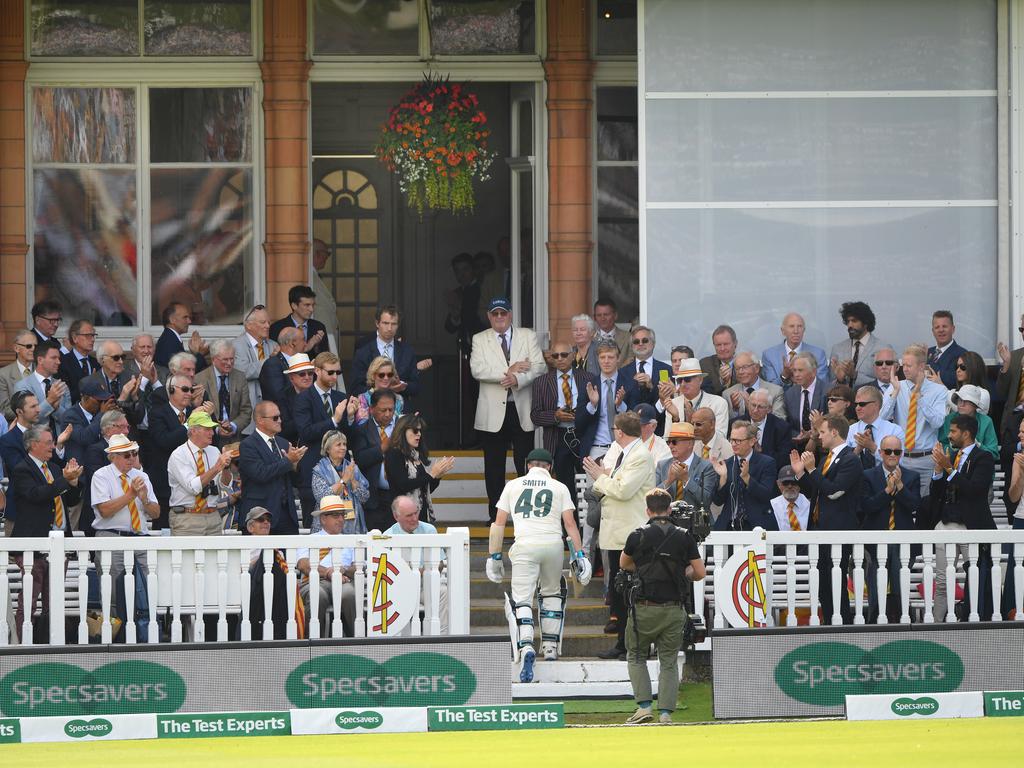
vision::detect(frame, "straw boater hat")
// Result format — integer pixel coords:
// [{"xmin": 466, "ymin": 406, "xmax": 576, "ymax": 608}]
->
[
  {"xmin": 105, "ymin": 433, "xmax": 139, "ymax": 454},
  {"xmin": 667, "ymin": 422, "xmax": 696, "ymax": 440},
  {"xmin": 285, "ymin": 353, "xmax": 315, "ymax": 374},
  {"xmin": 675, "ymin": 358, "xmax": 705, "ymax": 379},
  {"xmin": 314, "ymin": 494, "xmax": 355, "ymax": 519}
]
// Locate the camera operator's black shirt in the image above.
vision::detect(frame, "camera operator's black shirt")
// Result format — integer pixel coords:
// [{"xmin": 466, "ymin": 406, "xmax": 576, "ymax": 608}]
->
[{"xmin": 623, "ymin": 519, "xmax": 700, "ymax": 604}]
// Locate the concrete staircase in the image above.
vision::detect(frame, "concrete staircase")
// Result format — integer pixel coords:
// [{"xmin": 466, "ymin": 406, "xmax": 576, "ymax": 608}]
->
[{"xmin": 431, "ymin": 450, "xmax": 514, "ymax": 523}]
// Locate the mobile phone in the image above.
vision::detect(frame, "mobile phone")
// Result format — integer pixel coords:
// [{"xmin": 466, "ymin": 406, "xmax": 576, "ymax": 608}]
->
[{"xmin": 659, "ymin": 369, "xmax": 669, "ymax": 383}]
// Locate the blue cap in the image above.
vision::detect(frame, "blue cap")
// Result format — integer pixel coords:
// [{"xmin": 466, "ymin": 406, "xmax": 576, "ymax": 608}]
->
[
  {"xmin": 79, "ymin": 378, "xmax": 112, "ymax": 401},
  {"xmin": 487, "ymin": 297, "xmax": 512, "ymax": 313},
  {"xmin": 635, "ymin": 403, "xmax": 658, "ymax": 425}
]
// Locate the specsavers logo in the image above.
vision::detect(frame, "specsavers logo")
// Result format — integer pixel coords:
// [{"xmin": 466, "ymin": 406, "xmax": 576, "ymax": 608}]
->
[
  {"xmin": 774, "ymin": 640, "xmax": 964, "ymax": 706},
  {"xmin": 891, "ymin": 696, "xmax": 940, "ymax": 716},
  {"xmin": 64, "ymin": 718, "xmax": 113, "ymax": 739},
  {"xmin": 0, "ymin": 661, "xmax": 186, "ymax": 717},
  {"xmin": 287, "ymin": 652, "xmax": 476, "ymax": 708},
  {"xmin": 335, "ymin": 710, "xmax": 384, "ymax": 729}
]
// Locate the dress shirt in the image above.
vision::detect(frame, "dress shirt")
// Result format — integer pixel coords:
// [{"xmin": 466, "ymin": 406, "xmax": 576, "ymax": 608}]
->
[
  {"xmin": 298, "ymin": 528, "xmax": 354, "ymax": 570},
  {"xmin": 35, "ymin": 330, "xmax": 69, "ymax": 355},
  {"xmin": 936, "ymin": 441, "xmax": 975, "ymax": 481},
  {"xmin": 290, "ymin": 316, "xmax": 309, "ymax": 338},
  {"xmin": 797, "ymin": 379, "xmax": 818, "ymax": 428},
  {"xmin": 770, "ymin": 494, "xmax": 811, "ymax": 531},
  {"xmin": 930, "ymin": 342, "xmax": 953, "ymax": 362},
  {"xmin": 878, "ymin": 379, "xmax": 947, "ymax": 452},
  {"xmin": 90, "ymin": 463, "xmax": 154, "ymax": 533},
  {"xmin": 875, "ymin": 380, "xmax": 895, "ymax": 400},
  {"xmin": 840, "ymin": 332, "xmax": 872, "ymax": 361},
  {"xmin": 587, "ymin": 375, "xmax": 625, "ymax": 446},
  {"xmin": 313, "ymin": 384, "xmax": 341, "ymax": 425},
  {"xmin": 555, "ymin": 370, "xmax": 578, "ymax": 427},
  {"xmin": 372, "ymin": 418, "xmax": 395, "ymax": 489},
  {"xmin": 376, "ymin": 335, "xmax": 396, "ymax": 360},
  {"xmin": 167, "ymin": 439, "xmax": 228, "ymax": 507},
  {"xmin": 846, "ymin": 418, "xmax": 905, "ymax": 462}
]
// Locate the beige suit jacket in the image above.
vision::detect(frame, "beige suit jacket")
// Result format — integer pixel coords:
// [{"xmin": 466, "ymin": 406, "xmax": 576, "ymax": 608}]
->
[
  {"xmin": 470, "ymin": 326, "xmax": 547, "ymax": 433},
  {"xmin": 593, "ymin": 439, "xmax": 655, "ymax": 550},
  {"xmin": 195, "ymin": 367, "xmax": 253, "ymax": 435},
  {"xmin": 0, "ymin": 361, "xmax": 32, "ymax": 423}
]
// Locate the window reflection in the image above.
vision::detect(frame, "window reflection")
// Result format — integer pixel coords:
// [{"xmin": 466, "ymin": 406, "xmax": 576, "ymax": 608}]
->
[
  {"xmin": 144, "ymin": 0, "xmax": 252, "ymax": 56},
  {"xmin": 313, "ymin": 0, "xmax": 419, "ymax": 56},
  {"xmin": 33, "ymin": 87, "xmax": 135, "ymax": 164},
  {"xmin": 429, "ymin": 1, "xmax": 535, "ymax": 55},
  {"xmin": 150, "ymin": 88, "xmax": 251, "ymax": 163},
  {"xmin": 31, "ymin": 0, "xmax": 139, "ymax": 56}
]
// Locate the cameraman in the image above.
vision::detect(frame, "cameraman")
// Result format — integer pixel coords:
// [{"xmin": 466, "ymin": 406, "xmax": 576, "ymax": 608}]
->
[{"xmin": 620, "ymin": 488, "xmax": 705, "ymax": 725}]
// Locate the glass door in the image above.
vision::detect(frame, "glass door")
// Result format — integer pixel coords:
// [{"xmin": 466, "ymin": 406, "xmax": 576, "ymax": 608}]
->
[{"xmin": 508, "ymin": 83, "xmax": 544, "ymax": 335}]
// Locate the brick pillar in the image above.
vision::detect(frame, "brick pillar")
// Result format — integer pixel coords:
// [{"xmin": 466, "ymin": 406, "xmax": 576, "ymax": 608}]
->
[
  {"xmin": 261, "ymin": 0, "xmax": 312, "ymax": 319},
  {"xmin": 544, "ymin": 0, "xmax": 594, "ymax": 345},
  {"xmin": 0, "ymin": 0, "xmax": 28, "ymax": 362}
]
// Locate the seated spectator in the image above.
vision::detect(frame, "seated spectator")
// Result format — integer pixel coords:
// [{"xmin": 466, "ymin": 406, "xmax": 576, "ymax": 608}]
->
[
  {"xmin": 297, "ymin": 495, "xmax": 357, "ymax": 636},
  {"xmin": 746, "ymin": 388, "xmax": 794, "ymax": 471},
  {"xmin": 847, "ymin": 385, "xmax": 905, "ymax": 469},
  {"xmin": 660, "ymin": 358, "xmax": 728, "ymax": 438},
  {"xmin": 654, "ymin": 421, "xmax": 716, "ymax": 509},
  {"xmin": 356, "ymin": 356, "xmax": 406, "ymax": 424},
  {"xmin": 312, "ymin": 430, "xmax": 369, "ymax": 534},
  {"xmin": 384, "ymin": 413, "xmax": 455, "ymax": 525},
  {"xmin": 761, "ymin": 312, "xmax": 827, "ymax": 388},
  {"xmin": 938, "ymin": 385, "xmax": 999, "ymax": 458},
  {"xmin": 244, "ymin": 507, "xmax": 304, "ymax": 640},
  {"xmin": 384, "ymin": 494, "xmax": 449, "ymax": 634},
  {"xmin": 770, "ymin": 466, "xmax": 810, "ymax": 531},
  {"xmin": 29, "ymin": 299, "xmax": 66, "ymax": 351},
  {"xmin": 670, "ymin": 345, "xmax": 694, "ymax": 375},
  {"xmin": 699, "ymin": 324, "xmax": 739, "ymax": 396},
  {"xmin": 692, "ymin": 407, "xmax": 733, "ymax": 462},
  {"xmin": 721, "ymin": 351, "xmax": 785, "ymax": 420}
]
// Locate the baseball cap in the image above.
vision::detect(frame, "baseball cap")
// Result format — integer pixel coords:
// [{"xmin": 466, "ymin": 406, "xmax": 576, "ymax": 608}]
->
[
  {"xmin": 245, "ymin": 507, "xmax": 273, "ymax": 525},
  {"xmin": 187, "ymin": 410, "xmax": 219, "ymax": 428},
  {"xmin": 487, "ymin": 297, "xmax": 511, "ymax": 313},
  {"xmin": 635, "ymin": 403, "xmax": 658, "ymax": 425},
  {"xmin": 80, "ymin": 378, "xmax": 113, "ymax": 401},
  {"xmin": 778, "ymin": 466, "xmax": 799, "ymax": 483},
  {"xmin": 525, "ymin": 448, "xmax": 554, "ymax": 465}
]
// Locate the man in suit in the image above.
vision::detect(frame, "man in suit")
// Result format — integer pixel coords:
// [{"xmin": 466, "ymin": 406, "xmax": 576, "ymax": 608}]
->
[
  {"xmin": 276, "ymin": 353, "xmax": 316, "ymax": 445},
  {"xmin": 14, "ymin": 339, "xmax": 71, "ymax": 431},
  {"xmin": 81, "ymin": 340, "xmax": 146, "ymax": 427},
  {"xmin": 996, "ymin": 315, "xmax": 1024, "ymax": 488},
  {"xmin": 783, "ymin": 352, "xmax": 827, "ymax": 445},
  {"xmin": 260, "ymin": 326, "xmax": 304, "ymax": 408},
  {"xmin": 350, "ymin": 305, "xmax": 421, "ymax": 400},
  {"xmin": 269, "ymin": 285, "xmax": 330, "ymax": 358},
  {"xmin": 239, "ymin": 401, "xmax": 307, "ymax": 534},
  {"xmin": 860, "ymin": 434, "xmax": 921, "ymax": 623},
  {"xmin": 654, "ymin": 421, "xmax": 716, "ymax": 510},
  {"xmin": 146, "ymin": 374, "xmax": 199, "ymax": 524},
  {"xmin": 154, "ymin": 302, "xmax": 208, "ymax": 371},
  {"xmin": 699, "ymin": 325, "xmax": 739, "ymax": 396},
  {"xmin": 761, "ymin": 312, "xmax": 828, "ymax": 388},
  {"xmin": 233, "ymin": 304, "xmax": 277, "ymax": 413},
  {"xmin": 0, "ymin": 391, "xmax": 63, "ymax": 537},
  {"xmin": 710, "ymin": 420, "xmax": 778, "ymax": 531},
  {"xmin": 621, "ymin": 325, "xmax": 672, "ymax": 416},
  {"xmin": 29, "ymin": 299, "xmax": 66, "ymax": 352},
  {"xmin": 927, "ymin": 310, "xmax": 967, "ymax": 390},
  {"xmin": 443, "ymin": 252, "xmax": 486, "ymax": 352},
  {"xmin": 586, "ymin": 340, "xmax": 629, "ymax": 462},
  {"xmin": 351, "ymin": 389, "xmax": 398, "ymax": 532},
  {"xmin": 125, "ymin": 333, "xmax": 168, "ymax": 424},
  {"xmin": 0, "ymin": 330, "xmax": 36, "ymax": 422},
  {"xmin": 747, "ymin": 389, "xmax": 794, "ymax": 471},
  {"xmin": 790, "ymin": 414, "xmax": 864, "ymax": 624},
  {"xmin": 583, "ymin": 411, "xmax": 656, "ymax": 659},
  {"xmin": 57, "ymin": 378, "xmax": 111, "ymax": 529},
  {"xmin": 294, "ymin": 351, "xmax": 357, "ymax": 526},
  {"xmin": 722, "ymin": 351, "xmax": 785, "ymax": 420},
  {"xmin": 470, "ymin": 297, "xmax": 547, "ymax": 522},
  {"xmin": 10, "ymin": 425, "xmax": 83, "ymax": 640},
  {"xmin": 57, "ymin": 319, "xmax": 100, "ymax": 404},
  {"xmin": 661, "ymin": 358, "xmax": 729, "ymax": 438},
  {"xmin": 530, "ymin": 341, "xmax": 598, "ymax": 506},
  {"xmin": 870, "ymin": 346, "xmax": 899, "ymax": 400},
  {"xmin": 929, "ymin": 414, "xmax": 996, "ymax": 621},
  {"xmin": 847, "ymin": 385, "xmax": 905, "ymax": 469},
  {"xmin": 592, "ymin": 299, "xmax": 633, "ymax": 365},
  {"xmin": 829, "ymin": 301, "xmax": 886, "ymax": 389},
  {"xmin": 195, "ymin": 339, "xmax": 253, "ymax": 443}
]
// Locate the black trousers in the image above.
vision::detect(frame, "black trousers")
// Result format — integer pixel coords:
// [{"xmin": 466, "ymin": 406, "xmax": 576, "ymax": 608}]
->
[
  {"xmin": 480, "ymin": 403, "xmax": 533, "ymax": 521},
  {"xmin": 818, "ymin": 545, "xmax": 853, "ymax": 625},
  {"xmin": 605, "ymin": 548, "xmax": 627, "ymax": 653},
  {"xmin": 552, "ymin": 430, "xmax": 583, "ymax": 508}
]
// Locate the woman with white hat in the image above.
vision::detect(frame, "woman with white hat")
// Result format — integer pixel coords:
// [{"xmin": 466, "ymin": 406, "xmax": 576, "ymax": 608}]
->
[{"xmin": 938, "ymin": 384, "xmax": 999, "ymax": 458}]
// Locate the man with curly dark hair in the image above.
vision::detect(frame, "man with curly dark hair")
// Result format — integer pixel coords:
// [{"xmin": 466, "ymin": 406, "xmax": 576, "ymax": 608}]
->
[{"xmin": 829, "ymin": 301, "xmax": 887, "ymax": 389}]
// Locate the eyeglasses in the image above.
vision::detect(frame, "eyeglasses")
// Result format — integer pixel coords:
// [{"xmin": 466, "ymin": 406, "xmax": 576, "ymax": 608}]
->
[
  {"xmin": 666, "ymin": 438, "xmax": 693, "ymax": 445},
  {"xmin": 243, "ymin": 304, "xmax": 266, "ymax": 322},
  {"xmin": 632, "ymin": 337, "xmax": 651, "ymax": 345},
  {"xmin": 955, "ymin": 364, "xmax": 967, "ymax": 371},
  {"xmin": 881, "ymin": 448, "xmax": 903, "ymax": 456},
  {"xmin": 874, "ymin": 360, "xmax": 895, "ymax": 367},
  {"xmin": 322, "ymin": 369, "xmax": 341, "ymax": 375},
  {"xmin": 854, "ymin": 401, "xmax": 875, "ymax": 408},
  {"xmin": 409, "ymin": 427, "xmax": 422, "ymax": 434},
  {"xmin": 108, "ymin": 354, "xmax": 126, "ymax": 362},
  {"xmin": 729, "ymin": 436, "xmax": 753, "ymax": 444},
  {"xmin": 37, "ymin": 315, "xmax": 62, "ymax": 323},
  {"xmin": 550, "ymin": 352, "xmax": 571, "ymax": 359},
  {"xmin": 826, "ymin": 396, "xmax": 848, "ymax": 404}
]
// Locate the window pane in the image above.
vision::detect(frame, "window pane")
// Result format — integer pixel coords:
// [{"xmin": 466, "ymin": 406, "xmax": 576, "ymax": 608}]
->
[
  {"xmin": 150, "ymin": 168, "xmax": 253, "ymax": 325},
  {"xmin": 597, "ymin": 87, "xmax": 638, "ymax": 162},
  {"xmin": 31, "ymin": 0, "xmax": 139, "ymax": 56},
  {"xmin": 597, "ymin": 166, "xmax": 638, "ymax": 218},
  {"xmin": 313, "ymin": 0, "xmax": 419, "ymax": 55},
  {"xmin": 595, "ymin": 0, "xmax": 637, "ymax": 57},
  {"xmin": 430, "ymin": 1, "xmax": 535, "ymax": 55},
  {"xmin": 596, "ymin": 221, "xmax": 639, "ymax": 323},
  {"xmin": 33, "ymin": 168, "xmax": 138, "ymax": 326},
  {"xmin": 150, "ymin": 88, "xmax": 251, "ymax": 163},
  {"xmin": 144, "ymin": 0, "xmax": 252, "ymax": 56},
  {"xmin": 32, "ymin": 87, "xmax": 136, "ymax": 164}
]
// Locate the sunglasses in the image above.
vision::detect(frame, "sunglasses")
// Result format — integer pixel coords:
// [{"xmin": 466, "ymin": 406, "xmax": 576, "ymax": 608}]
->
[
  {"xmin": 632, "ymin": 338, "xmax": 651, "ymax": 345},
  {"xmin": 666, "ymin": 438, "xmax": 693, "ymax": 445},
  {"xmin": 955, "ymin": 364, "xmax": 967, "ymax": 371},
  {"xmin": 678, "ymin": 375, "xmax": 700, "ymax": 383},
  {"xmin": 409, "ymin": 427, "xmax": 422, "ymax": 434},
  {"xmin": 376, "ymin": 371, "xmax": 395, "ymax": 378},
  {"xmin": 264, "ymin": 414, "xmax": 282, "ymax": 422},
  {"xmin": 15, "ymin": 342, "xmax": 35, "ymax": 349},
  {"xmin": 244, "ymin": 304, "xmax": 266, "ymax": 322},
  {"xmin": 322, "ymin": 369, "xmax": 341, "ymax": 375},
  {"xmin": 550, "ymin": 352, "xmax": 571, "ymax": 359},
  {"xmin": 881, "ymin": 448, "xmax": 903, "ymax": 456},
  {"xmin": 177, "ymin": 385, "xmax": 193, "ymax": 393},
  {"xmin": 854, "ymin": 401, "xmax": 875, "ymax": 408},
  {"xmin": 826, "ymin": 396, "xmax": 848, "ymax": 404},
  {"xmin": 320, "ymin": 511, "xmax": 343, "ymax": 518},
  {"xmin": 108, "ymin": 354, "xmax": 126, "ymax": 362},
  {"xmin": 293, "ymin": 370, "xmax": 314, "ymax": 377},
  {"xmin": 874, "ymin": 360, "xmax": 895, "ymax": 367}
]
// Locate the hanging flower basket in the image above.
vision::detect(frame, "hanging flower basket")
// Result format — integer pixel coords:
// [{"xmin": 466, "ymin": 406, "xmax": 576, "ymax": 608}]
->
[{"xmin": 375, "ymin": 75, "xmax": 495, "ymax": 215}]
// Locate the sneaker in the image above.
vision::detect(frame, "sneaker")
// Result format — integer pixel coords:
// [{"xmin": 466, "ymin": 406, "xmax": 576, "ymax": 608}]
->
[
  {"xmin": 625, "ymin": 707, "xmax": 652, "ymax": 725},
  {"xmin": 543, "ymin": 647, "xmax": 558, "ymax": 661},
  {"xmin": 659, "ymin": 712, "xmax": 672, "ymax": 724},
  {"xmin": 520, "ymin": 649, "xmax": 536, "ymax": 683}
]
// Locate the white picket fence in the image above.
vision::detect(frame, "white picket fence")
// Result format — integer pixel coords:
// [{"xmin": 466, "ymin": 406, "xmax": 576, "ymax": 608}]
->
[{"xmin": 1, "ymin": 529, "xmax": 470, "ymax": 646}]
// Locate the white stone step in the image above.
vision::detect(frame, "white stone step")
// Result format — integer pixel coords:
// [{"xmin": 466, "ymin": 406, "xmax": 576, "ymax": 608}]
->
[{"xmin": 509, "ymin": 656, "xmax": 684, "ymax": 699}]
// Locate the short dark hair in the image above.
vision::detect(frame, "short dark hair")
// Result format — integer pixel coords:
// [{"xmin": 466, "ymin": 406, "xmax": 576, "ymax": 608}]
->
[
  {"xmin": 161, "ymin": 302, "xmax": 185, "ymax": 325},
  {"xmin": 839, "ymin": 301, "xmax": 876, "ymax": 333},
  {"xmin": 68, "ymin": 319, "xmax": 91, "ymax": 338},
  {"xmin": 30, "ymin": 299, "xmax": 61, "ymax": 320},
  {"xmin": 823, "ymin": 413, "xmax": 850, "ymax": 439},
  {"xmin": 370, "ymin": 388, "xmax": 397, "ymax": 408},
  {"xmin": 34, "ymin": 339, "xmax": 60, "ymax": 364},
  {"xmin": 711, "ymin": 324, "xmax": 737, "ymax": 343},
  {"xmin": 288, "ymin": 285, "xmax": 316, "ymax": 306},
  {"xmin": 951, "ymin": 413, "xmax": 978, "ymax": 439},
  {"xmin": 451, "ymin": 252, "xmax": 473, "ymax": 268},
  {"xmin": 593, "ymin": 298, "xmax": 618, "ymax": 313},
  {"xmin": 671, "ymin": 345, "xmax": 694, "ymax": 358},
  {"xmin": 376, "ymin": 305, "xmax": 400, "ymax": 322},
  {"xmin": 646, "ymin": 488, "xmax": 671, "ymax": 515},
  {"xmin": 932, "ymin": 310, "xmax": 954, "ymax": 324},
  {"xmin": 11, "ymin": 389, "xmax": 36, "ymax": 416},
  {"xmin": 826, "ymin": 384, "xmax": 854, "ymax": 402}
]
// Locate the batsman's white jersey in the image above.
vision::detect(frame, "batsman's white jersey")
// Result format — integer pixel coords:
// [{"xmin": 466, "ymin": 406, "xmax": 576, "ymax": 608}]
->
[{"xmin": 497, "ymin": 466, "xmax": 575, "ymax": 544}]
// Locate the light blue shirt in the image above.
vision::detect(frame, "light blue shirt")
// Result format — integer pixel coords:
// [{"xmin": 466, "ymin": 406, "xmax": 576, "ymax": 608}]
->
[
  {"xmin": 383, "ymin": 520, "xmax": 446, "ymax": 561},
  {"xmin": 847, "ymin": 417, "xmax": 905, "ymax": 463},
  {"xmin": 879, "ymin": 378, "xmax": 947, "ymax": 452},
  {"xmin": 588, "ymin": 375, "xmax": 625, "ymax": 446}
]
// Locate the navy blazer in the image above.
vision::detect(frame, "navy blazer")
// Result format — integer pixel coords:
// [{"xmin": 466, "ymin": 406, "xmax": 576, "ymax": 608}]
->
[
  {"xmin": 58, "ymin": 351, "xmax": 100, "ymax": 404},
  {"xmin": 783, "ymin": 383, "xmax": 827, "ymax": 435},
  {"xmin": 530, "ymin": 369, "xmax": 599, "ymax": 459},
  {"xmin": 57, "ymin": 405, "xmax": 103, "ymax": 465},
  {"xmin": 269, "ymin": 316, "xmax": 330, "ymax": 358},
  {"xmin": 258, "ymin": 352, "xmax": 290, "ymax": 408},
  {"xmin": 927, "ymin": 340, "xmax": 968, "ymax": 390},
  {"xmin": 860, "ymin": 465, "xmax": 921, "ymax": 530},
  {"xmin": 929, "ymin": 446, "xmax": 996, "ymax": 530},
  {"xmin": 712, "ymin": 451, "xmax": 778, "ymax": 531},
  {"xmin": 757, "ymin": 413, "xmax": 795, "ymax": 472},
  {"xmin": 351, "ymin": 418, "xmax": 394, "ymax": 516},
  {"xmin": 350, "ymin": 338, "xmax": 421, "ymax": 399},
  {"xmin": 154, "ymin": 327, "xmax": 207, "ymax": 372},
  {"xmin": 0, "ymin": 424, "xmax": 30, "ymax": 523},
  {"xmin": 799, "ymin": 446, "xmax": 863, "ymax": 530},
  {"xmin": 10, "ymin": 457, "xmax": 80, "ymax": 538},
  {"xmin": 238, "ymin": 431, "xmax": 299, "ymax": 534},
  {"xmin": 619, "ymin": 358, "xmax": 673, "ymax": 411},
  {"xmin": 294, "ymin": 386, "xmax": 353, "ymax": 490},
  {"xmin": 145, "ymin": 403, "xmax": 190, "ymax": 502}
]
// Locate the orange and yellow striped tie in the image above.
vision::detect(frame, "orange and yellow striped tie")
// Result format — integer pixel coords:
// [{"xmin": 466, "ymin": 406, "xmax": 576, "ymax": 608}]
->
[
  {"xmin": 194, "ymin": 450, "xmax": 208, "ymax": 513},
  {"xmin": 561, "ymin": 374, "xmax": 573, "ymax": 409},
  {"xmin": 274, "ymin": 551, "xmax": 306, "ymax": 639},
  {"xmin": 41, "ymin": 463, "xmax": 64, "ymax": 529},
  {"xmin": 952, "ymin": 450, "xmax": 963, "ymax": 473},
  {"xmin": 120, "ymin": 473, "xmax": 142, "ymax": 532},
  {"xmin": 787, "ymin": 501, "xmax": 801, "ymax": 531},
  {"xmin": 702, "ymin": 445, "xmax": 710, "ymax": 459},
  {"xmin": 889, "ymin": 499, "xmax": 897, "ymax": 530},
  {"xmin": 1016, "ymin": 368, "xmax": 1024, "ymax": 405},
  {"xmin": 257, "ymin": 343, "xmax": 265, "ymax": 362},
  {"xmin": 675, "ymin": 480, "xmax": 684, "ymax": 500},
  {"xmin": 812, "ymin": 452, "xmax": 835, "ymax": 526},
  {"xmin": 904, "ymin": 388, "xmax": 919, "ymax": 451}
]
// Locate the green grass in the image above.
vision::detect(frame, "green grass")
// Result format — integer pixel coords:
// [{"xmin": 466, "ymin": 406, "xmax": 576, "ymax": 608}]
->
[
  {"xmin": 3, "ymin": 718, "xmax": 1016, "ymax": 767},
  {"xmin": 535, "ymin": 681, "xmax": 713, "ymax": 725}
]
